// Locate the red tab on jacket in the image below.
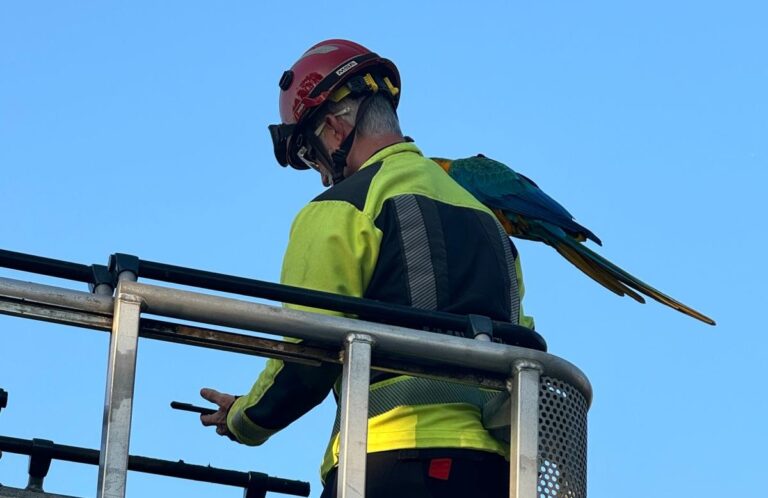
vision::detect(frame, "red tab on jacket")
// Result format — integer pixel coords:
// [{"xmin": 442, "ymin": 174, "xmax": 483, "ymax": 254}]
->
[{"xmin": 428, "ymin": 458, "xmax": 452, "ymax": 480}]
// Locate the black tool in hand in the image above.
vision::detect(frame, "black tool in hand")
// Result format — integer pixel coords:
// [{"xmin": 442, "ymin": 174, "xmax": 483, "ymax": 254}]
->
[{"xmin": 170, "ymin": 401, "xmax": 216, "ymax": 416}]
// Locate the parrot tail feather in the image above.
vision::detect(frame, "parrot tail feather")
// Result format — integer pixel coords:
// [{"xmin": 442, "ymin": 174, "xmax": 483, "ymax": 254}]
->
[
  {"xmin": 558, "ymin": 235, "xmax": 716, "ymax": 325},
  {"xmin": 553, "ymin": 241, "xmax": 646, "ymax": 303}
]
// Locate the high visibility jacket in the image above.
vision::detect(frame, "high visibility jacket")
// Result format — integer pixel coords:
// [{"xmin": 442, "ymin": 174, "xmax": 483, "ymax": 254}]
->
[{"xmin": 227, "ymin": 142, "xmax": 534, "ymax": 481}]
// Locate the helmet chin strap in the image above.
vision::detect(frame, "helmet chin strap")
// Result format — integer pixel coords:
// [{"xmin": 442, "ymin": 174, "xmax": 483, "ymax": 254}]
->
[
  {"xmin": 329, "ymin": 126, "xmax": 357, "ymax": 184},
  {"xmin": 301, "ymin": 130, "xmax": 340, "ymax": 186},
  {"xmin": 327, "ymin": 94, "xmax": 379, "ymax": 185}
]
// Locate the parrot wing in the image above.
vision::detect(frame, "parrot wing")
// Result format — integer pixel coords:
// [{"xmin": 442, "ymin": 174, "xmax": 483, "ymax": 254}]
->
[
  {"xmin": 436, "ymin": 155, "xmax": 601, "ymax": 245},
  {"xmin": 433, "ymin": 155, "xmax": 715, "ymax": 326}
]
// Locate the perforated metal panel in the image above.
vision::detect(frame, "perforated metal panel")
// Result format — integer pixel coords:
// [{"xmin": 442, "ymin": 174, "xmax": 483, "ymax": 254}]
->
[{"xmin": 538, "ymin": 376, "xmax": 588, "ymax": 498}]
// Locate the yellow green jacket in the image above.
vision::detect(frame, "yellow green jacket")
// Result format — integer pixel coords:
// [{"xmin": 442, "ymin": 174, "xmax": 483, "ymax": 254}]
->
[{"xmin": 227, "ymin": 142, "xmax": 534, "ymax": 481}]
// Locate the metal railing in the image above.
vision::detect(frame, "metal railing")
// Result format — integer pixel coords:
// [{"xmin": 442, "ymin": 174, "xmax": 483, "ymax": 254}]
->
[
  {"xmin": 0, "ymin": 250, "xmax": 592, "ymax": 498},
  {"xmin": 0, "ymin": 435, "xmax": 310, "ymax": 498}
]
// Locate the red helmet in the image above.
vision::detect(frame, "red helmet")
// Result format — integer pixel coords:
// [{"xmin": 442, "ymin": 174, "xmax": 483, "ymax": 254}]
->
[{"xmin": 269, "ymin": 39, "xmax": 400, "ymax": 172}]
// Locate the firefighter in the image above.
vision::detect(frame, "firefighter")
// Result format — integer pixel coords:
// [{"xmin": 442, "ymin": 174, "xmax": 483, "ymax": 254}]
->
[{"xmin": 200, "ymin": 39, "xmax": 533, "ymax": 498}]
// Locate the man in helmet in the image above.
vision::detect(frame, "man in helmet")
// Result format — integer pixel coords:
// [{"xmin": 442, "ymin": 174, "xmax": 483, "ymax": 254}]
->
[{"xmin": 200, "ymin": 39, "xmax": 534, "ymax": 498}]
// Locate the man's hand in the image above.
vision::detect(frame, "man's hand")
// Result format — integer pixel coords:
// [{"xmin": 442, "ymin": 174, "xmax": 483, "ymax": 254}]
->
[{"xmin": 199, "ymin": 388, "xmax": 236, "ymax": 437}]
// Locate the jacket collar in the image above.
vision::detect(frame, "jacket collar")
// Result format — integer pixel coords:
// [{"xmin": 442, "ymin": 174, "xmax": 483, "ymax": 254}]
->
[{"xmin": 359, "ymin": 141, "xmax": 422, "ymax": 171}]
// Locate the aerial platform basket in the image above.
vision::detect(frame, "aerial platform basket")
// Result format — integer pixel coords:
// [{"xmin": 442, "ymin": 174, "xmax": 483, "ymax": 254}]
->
[{"xmin": 0, "ymin": 249, "xmax": 591, "ymax": 498}]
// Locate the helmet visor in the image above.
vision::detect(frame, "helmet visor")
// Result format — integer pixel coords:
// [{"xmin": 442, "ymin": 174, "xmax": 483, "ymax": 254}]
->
[
  {"xmin": 268, "ymin": 123, "xmax": 303, "ymax": 168},
  {"xmin": 268, "ymin": 122, "xmax": 332, "ymax": 176}
]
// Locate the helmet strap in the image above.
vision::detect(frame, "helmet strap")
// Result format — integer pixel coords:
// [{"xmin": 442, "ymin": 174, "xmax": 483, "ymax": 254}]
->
[
  {"xmin": 327, "ymin": 93, "xmax": 381, "ymax": 184},
  {"xmin": 329, "ymin": 125, "xmax": 356, "ymax": 184},
  {"xmin": 301, "ymin": 132, "xmax": 336, "ymax": 185}
]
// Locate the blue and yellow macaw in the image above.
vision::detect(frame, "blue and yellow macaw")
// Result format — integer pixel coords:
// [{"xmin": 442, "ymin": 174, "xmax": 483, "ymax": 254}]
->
[{"xmin": 432, "ymin": 154, "xmax": 715, "ymax": 325}]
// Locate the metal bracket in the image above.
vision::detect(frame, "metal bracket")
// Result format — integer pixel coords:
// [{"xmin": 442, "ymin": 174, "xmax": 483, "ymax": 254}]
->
[
  {"xmin": 108, "ymin": 254, "xmax": 139, "ymax": 283},
  {"xmin": 0, "ymin": 388, "xmax": 5, "ymax": 467},
  {"xmin": 243, "ymin": 472, "xmax": 268, "ymax": 498},
  {"xmin": 27, "ymin": 439, "xmax": 54, "ymax": 491},
  {"xmin": 89, "ymin": 265, "xmax": 115, "ymax": 296},
  {"xmin": 467, "ymin": 314, "xmax": 494, "ymax": 341}
]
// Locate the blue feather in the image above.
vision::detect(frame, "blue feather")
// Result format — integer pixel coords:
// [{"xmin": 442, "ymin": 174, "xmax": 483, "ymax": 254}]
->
[
  {"xmin": 450, "ymin": 156, "xmax": 601, "ymax": 245},
  {"xmin": 441, "ymin": 154, "xmax": 715, "ymax": 325}
]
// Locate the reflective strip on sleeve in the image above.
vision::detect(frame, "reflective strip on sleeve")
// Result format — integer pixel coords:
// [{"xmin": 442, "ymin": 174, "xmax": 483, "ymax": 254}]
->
[
  {"xmin": 393, "ymin": 194, "xmax": 438, "ymax": 310},
  {"xmin": 493, "ymin": 220, "xmax": 520, "ymax": 324}
]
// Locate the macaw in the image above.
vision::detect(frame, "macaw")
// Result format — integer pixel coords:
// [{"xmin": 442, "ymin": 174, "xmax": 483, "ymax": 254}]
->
[{"xmin": 432, "ymin": 154, "xmax": 715, "ymax": 326}]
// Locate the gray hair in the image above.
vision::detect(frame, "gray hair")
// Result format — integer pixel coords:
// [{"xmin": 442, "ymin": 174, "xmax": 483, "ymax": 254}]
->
[{"xmin": 312, "ymin": 92, "xmax": 401, "ymax": 138}]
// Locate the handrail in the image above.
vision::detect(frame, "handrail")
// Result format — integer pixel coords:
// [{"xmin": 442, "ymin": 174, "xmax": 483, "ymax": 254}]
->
[
  {"xmin": 0, "ymin": 251, "xmax": 592, "ymax": 498},
  {"xmin": 135, "ymin": 257, "xmax": 546, "ymax": 350},
  {"xmin": 121, "ymin": 280, "xmax": 589, "ymax": 396},
  {"xmin": 0, "ymin": 435, "xmax": 310, "ymax": 497},
  {"xmin": 0, "ymin": 276, "xmax": 590, "ymax": 399},
  {"xmin": 0, "ymin": 248, "xmax": 93, "ymax": 282},
  {"xmin": 0, "ymin": 248, "xmax": 546, "ymax": 351}
]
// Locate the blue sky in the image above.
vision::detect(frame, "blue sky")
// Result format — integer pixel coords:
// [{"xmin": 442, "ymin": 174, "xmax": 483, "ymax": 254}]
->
[{"xmin": 1, "ymin": 1, "xmax": 766, "ymax": 497}]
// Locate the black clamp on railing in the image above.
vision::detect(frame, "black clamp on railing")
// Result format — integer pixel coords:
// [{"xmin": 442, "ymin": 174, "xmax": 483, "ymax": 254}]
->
[
  {"xmin": 245, "ymin": 471, "xmax": 269, "ymax": 498},
  {"xmin": 0, "ymin": 388, "xmax": 5, "ymax": 463},
  {"xmin": 88, "ymin": 264, "xmax": 115, "ymax": 296},
  {"xmin": 108, "ymin": 253, "xmax": 140, "ymax": 283},
  {"xmin": 467, "ymin": 314, "xmax": 494, "ymax": 342},
  {"xmin": 27, "ymin": 438, "xmax": 54, "ymax": 491}
]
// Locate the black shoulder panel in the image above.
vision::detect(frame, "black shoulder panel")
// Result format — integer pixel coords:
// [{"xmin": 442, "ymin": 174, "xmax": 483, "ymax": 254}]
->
[
  {"xmin": 367, "ymin": 194, "xmax": 520, "ymax": 324},
  {"xmin": 311, "ymin": 161, "xmax": 383, "ymax": 211}
]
